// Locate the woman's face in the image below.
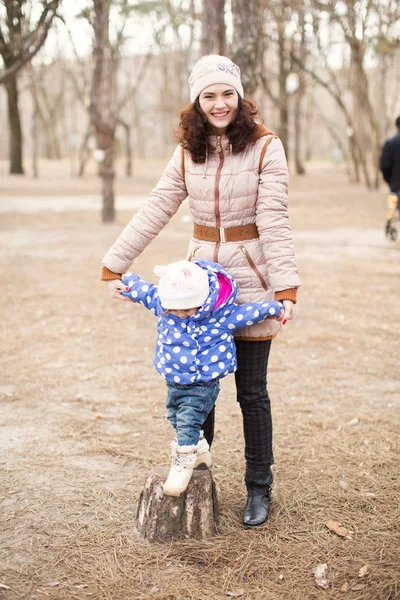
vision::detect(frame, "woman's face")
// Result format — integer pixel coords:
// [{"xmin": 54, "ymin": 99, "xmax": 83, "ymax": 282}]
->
[{"xmin": 198, "ymin": 84, "xmax": 239, "ymax": 134}]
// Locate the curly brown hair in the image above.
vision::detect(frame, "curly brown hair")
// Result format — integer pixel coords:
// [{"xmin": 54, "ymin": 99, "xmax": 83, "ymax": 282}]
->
[{"xmin": 175, "ymin": 96, "xmax": 262, "ymax": 163}]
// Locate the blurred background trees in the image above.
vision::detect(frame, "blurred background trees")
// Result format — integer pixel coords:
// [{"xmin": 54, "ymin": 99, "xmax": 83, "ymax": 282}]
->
[
  {"xmin": 0, "ymin": 0, "xmax": 399, "ymax": 220},
  {"xmin": 0, "ymin": 0, "xmax": 60, "ymax": 173}
]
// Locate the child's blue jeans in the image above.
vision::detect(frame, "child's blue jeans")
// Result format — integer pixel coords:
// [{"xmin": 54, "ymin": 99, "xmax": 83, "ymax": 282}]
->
[{"xmin": 166, "ymin": 380, "xmax": 220, "ymax": 447}]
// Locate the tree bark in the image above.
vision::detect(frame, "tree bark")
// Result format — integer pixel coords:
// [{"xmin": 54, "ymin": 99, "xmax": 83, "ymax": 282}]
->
[
  {"xmin": 5, "ymin": 75, "xmax": 24, "ymax": 174},
  {"xmin": 201, "ymin": 0, "xmax": 226, "ymax": 56},
  {"xmin": 136, "ymin": 467, "xmax": 219, "ymax": 543}
]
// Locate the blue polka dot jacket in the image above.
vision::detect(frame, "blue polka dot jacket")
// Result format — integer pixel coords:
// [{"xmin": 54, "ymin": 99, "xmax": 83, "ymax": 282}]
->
[{"xmin": 122, "ymin": 261, "xmax": 284, "ymax": 385}]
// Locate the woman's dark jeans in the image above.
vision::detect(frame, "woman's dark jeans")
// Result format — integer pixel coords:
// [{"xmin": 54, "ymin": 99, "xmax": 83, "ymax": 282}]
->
[{"xmin": 202, "ymin": 339, "xmax": 273, "ymax": 488}]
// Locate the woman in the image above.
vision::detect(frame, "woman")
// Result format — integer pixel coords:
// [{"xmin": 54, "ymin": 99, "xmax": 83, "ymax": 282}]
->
[{"xmin": 101, "ymin": 54, "xmax": 300, "ymax": 527}]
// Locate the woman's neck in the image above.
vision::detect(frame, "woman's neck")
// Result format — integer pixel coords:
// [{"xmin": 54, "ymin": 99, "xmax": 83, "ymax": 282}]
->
[{"xmin": 210, "ymin": 126, "xmax": 227, "ymax": 135}]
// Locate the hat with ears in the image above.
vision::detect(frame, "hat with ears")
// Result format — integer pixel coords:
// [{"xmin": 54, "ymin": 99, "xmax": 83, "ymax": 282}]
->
[
  {"xmin": 188, "ymin": 54, "xmax": 244, "ymax": 102},
  {"xmin": 154, "ymin": 260, "xmax": 210, "ymax": 310}
]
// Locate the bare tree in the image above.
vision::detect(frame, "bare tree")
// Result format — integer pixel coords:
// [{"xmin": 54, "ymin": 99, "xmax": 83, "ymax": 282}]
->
[
  {"xmin": 0, "ymin": 0, "xmax": 60, "ymax": 84},
  {"xmin": 88, "ymin": 0, "xmax": 118, "ymax": 222},
  {"xmin": 260, "ymin": 0, "xmax": 293, "ymax": 156},
  {"xmin": 201, "ymin": 0, "xmax": 225, "ymax": 56},
  {"xmin": 296, "ymin": 0, "xmax": 400, "ymax": 188},
  {"xmin": 231, "ymin": 0, "xmax": 261, "ymax": 95},
  {"xmin": 87, "ymin": 0, "xmax": 153, "ymax": 222},
  {"xmin": 0, "ymin": 0, "xmax": 61, "ymax": 174}
]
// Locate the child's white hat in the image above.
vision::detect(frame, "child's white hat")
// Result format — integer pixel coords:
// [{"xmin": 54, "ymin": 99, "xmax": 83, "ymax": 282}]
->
[{"xmin": 154, "ymin": 260, "xmax": 210, "ymax": 309}]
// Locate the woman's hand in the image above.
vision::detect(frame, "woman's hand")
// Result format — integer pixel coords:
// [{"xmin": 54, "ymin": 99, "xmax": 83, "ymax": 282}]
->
[
  {"xmin": 278, "ymin": 300, "xmax": 294, "ymax": 325},
  {"xmin": 106, "ymin": 279, "xmax": 131, "ymax": 301}
]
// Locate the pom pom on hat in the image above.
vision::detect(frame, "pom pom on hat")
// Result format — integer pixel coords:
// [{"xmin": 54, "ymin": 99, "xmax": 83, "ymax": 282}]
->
[
  {"xmin": 154, "ymin": 260, "xmax": 210, "ymax": 309},
  {"xmin": 188, "ymin": 54, "xmax": 244, "ymax": 102}
]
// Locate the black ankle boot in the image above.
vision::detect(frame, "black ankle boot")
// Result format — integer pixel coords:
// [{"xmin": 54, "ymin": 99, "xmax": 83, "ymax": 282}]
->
[{"xmin": 243, "ymin": 485, "xmax": 271, "ymax": 527}]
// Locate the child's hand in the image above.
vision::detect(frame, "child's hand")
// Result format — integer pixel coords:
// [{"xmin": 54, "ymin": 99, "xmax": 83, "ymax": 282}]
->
[{"xmin": 106, "ymin": 279, "xmax": 131, "ymax": 301}]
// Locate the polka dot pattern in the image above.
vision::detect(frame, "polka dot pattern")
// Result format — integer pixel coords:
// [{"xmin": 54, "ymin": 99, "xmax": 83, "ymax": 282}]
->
[{"xmin": 120, "ymin": 262, "xmax": 284, "ymax": 385}]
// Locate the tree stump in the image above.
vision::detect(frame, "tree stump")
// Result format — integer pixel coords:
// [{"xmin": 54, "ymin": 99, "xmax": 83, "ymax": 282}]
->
[{"xmin": 135, "ymin": 467, "xmax": 219, "ymax": 542}]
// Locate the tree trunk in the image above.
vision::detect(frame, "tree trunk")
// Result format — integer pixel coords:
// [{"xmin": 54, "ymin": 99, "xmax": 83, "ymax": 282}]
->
[
  {"xmin": 294, "ymin": 90, "xmax": 305, "ymax": 175},
  {"xmin": 99, "ymin": 131, "xmax": 116, "ymax": 223},
  {"xmin": 277, "ymin": 22, "xmax": 289, "ymax": 159},
  {"xmin": 31, "ymin": 92, "xmax": 39, "ymax": 179},
  {"xmin": 201, "ymin": 0, "xmax": 226, "ymax": 56},
  {"xmin": 78, "ymin": 126, "xmax": 93, "ymax": 177},
  {"xmin": 118, "ymin": 119, "xmax": 132, "ymax": 177},
  {"xmin": 5, "ymin": 74, "xmax": 24, "ymax": 174},
  {"xmin": 294, "ymin": 11, "xmax": 306, "ymax": 175},
  {"xmin": 136, "ymin": 467, "xmax": 219, "ymax": 543},
  {"xmin": 231, "ymin": 0, "xmax": 260, "ymax": 95}
]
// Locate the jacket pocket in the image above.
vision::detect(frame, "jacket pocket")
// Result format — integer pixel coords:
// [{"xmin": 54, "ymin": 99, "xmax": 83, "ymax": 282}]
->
[{"xmin": 239, "ymin": 245, "xmax": 268, "ymax": 291}]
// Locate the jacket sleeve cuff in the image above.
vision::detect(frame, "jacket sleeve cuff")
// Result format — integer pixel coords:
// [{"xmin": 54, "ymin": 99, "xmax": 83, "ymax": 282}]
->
[
  {"xmin": 274, "ymin": 288, "xmax": 297, "ymax": 304},
  {"xmin": 101, "ymin": 266, "xmax": 122, "ymax": 281}
]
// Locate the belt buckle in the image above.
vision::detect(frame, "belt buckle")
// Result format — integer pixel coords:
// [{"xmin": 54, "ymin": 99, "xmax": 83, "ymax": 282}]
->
[{"xmin": 218, "ymin": 227, "xmax": 226, "ymax": 243}]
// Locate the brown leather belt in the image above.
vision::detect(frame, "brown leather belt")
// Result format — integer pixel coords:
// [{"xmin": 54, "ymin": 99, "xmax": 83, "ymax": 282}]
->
[{"xmin": 193, "ymin": 222, "xmax": 259, "ymax": 243}]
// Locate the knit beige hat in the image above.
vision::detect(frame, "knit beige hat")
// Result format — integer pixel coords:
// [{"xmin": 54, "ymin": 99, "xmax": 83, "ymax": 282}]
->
[
  {"xmin": 188, "ymin": 55, "xmax": 244, "ymax": 102},
  {"xmin": 154, "ymin": 260, "xmax": 210, "ymax": 309}
]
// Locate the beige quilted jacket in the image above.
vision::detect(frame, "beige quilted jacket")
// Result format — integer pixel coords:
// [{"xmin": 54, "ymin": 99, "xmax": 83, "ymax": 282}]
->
[{"xmin": 102, "ymin": 125, "xmax": 300, "ymax": 340}]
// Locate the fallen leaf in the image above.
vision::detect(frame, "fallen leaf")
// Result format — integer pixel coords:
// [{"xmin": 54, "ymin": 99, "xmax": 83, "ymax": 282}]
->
[
  {"xmin": 0, "ymin": 584, "xmax": 12, "ymax": 590},
  {"xmin": 227, "ymin": 591, "xmax": 244, "ymax": 598},
  {"xmin": 341, "ymin": 582, "xmax": 349, "ymax": 592},
  {"xmin": 358, "ymin": 565, "xmax": 369, "ymax": 578},
  {"xmin": 326, "ymin": 520, "xmax": 349, "ymax": 537},
  {"xmin": 313, "ymin": 563, "xmax": 329, "ymax": 589}
]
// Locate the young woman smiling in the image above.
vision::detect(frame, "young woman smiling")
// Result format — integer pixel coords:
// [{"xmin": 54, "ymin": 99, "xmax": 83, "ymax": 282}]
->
[{"xmin": 101, "ymin": 55, "xmax": 300, "ymax": 528}]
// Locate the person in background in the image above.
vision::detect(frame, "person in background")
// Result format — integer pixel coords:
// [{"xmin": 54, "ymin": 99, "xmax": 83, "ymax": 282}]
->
[
  {"xmin": 101, "ymin": 54, "xmax": 300, "ymax": 527},
  {"xmin": 380, "ymin": 115, "xmax": 400, "ymax": 213},
  {"xmin": 121, "ymin": 259, "xmax": 284, "ymax": 498}
]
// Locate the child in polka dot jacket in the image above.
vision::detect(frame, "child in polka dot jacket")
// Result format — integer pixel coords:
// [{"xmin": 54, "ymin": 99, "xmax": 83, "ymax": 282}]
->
[{"xmin": 121, "ymin": 259, "xmax": 284, "ymax": 497}]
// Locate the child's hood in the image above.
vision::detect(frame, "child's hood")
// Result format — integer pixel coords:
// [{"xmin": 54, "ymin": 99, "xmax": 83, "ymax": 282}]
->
[{"xmin": 192, "ymin": 260, "xmax": 237, "ymax": 317}]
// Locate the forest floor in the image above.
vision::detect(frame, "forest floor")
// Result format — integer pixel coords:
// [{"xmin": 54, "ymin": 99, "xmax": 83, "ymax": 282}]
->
[{"xmin": 0, "ymin": 158, "xmax": 399, "ymax": 600}]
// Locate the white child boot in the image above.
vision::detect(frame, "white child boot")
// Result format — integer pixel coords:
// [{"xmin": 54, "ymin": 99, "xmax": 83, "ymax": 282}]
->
[
  {"xmin": 194, "ymin": 430, "xmax": 212, "ymax": 469},
  {"xmin": 163, "ymin": 443, "xmax": 198, "ymax": 497}
]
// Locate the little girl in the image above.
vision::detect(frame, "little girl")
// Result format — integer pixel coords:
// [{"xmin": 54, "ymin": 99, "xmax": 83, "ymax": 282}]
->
[{"xmin": 121, "ymin": 260, "xmax": 284, "ymax": 497}]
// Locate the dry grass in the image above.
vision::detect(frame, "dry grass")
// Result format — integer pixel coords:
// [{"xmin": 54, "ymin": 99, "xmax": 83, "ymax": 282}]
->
[{"xmin": 0, "ymin": 160, "xmax": 399, "ymax": 600}]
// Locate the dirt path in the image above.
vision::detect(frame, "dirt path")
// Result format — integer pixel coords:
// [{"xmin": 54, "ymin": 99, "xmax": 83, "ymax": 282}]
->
[{"xmin": 0, "ymin": 162, "xmax": 399, "ymax": 600}]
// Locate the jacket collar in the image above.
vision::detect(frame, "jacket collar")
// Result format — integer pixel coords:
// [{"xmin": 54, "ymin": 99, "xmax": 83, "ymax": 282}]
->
[{"xmin": 207, "ymin": 124, "xmax": 274, "ymax": 154}]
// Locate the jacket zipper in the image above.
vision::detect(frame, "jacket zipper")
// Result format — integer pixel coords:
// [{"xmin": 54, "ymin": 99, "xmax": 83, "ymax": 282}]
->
[
  {"xmin": 239, "ymin": 245, "xmax": 268, "ymax": 291},
  {"xmin": 214, "ymin": 136, "xmax": 224, "ymax": 263}
]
